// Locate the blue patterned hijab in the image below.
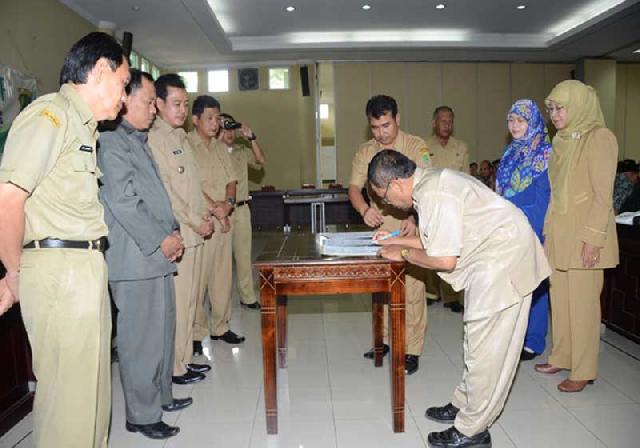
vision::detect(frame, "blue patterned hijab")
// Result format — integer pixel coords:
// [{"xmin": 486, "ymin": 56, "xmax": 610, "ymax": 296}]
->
[{"xmin": 496, "ymin": 99, "xmax": 552, "ymax": 198}]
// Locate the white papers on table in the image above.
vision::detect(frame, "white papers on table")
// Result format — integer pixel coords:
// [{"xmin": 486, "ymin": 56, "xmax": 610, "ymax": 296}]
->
[{"xmin": 316, "ymin": 231, "xmax": 380, "ymax": 257}]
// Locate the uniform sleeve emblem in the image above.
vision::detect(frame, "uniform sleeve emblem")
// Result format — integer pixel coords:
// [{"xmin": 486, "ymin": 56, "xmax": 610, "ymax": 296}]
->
[
  {"xmin": 420, "ymin": 147, "xmax": 430, "ymax": 164},
  {"xmin": 40, "ymin": 109, "xmax": 60, "ymax": 128}
]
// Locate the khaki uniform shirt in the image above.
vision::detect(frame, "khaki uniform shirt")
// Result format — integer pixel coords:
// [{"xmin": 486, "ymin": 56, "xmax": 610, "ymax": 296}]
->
[
  {"xmin": 0, "ymin": 84, "xmax": 107, "ymax": 243},
  {"xmin": 349, "ymin": 130, "xmax": 432, "ymax": 231},
  {"xmin": 412, "ymin": 167, "xmax": 550, "ymax": 321},
  {"xmin": 148, "ymin": 118, "xmax": 205, "ymax": 248},
  {"xmin": 424, "ymin": 135, "xmax": 470, "ymax": 174},
  {"xmin": 188, "ymin": 131, "xmax": 236, "ymax": 202},
  {"xmin": 227, "ymin": 143, "xmax": 261, "ymax": 202},
  {"xmin": 544, "ymin": 127, "xmax": 619, "ymax": 270}
]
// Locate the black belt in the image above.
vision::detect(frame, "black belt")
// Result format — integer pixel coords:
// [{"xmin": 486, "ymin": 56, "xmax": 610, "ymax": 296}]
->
[
  {"xmin": 23, "ymin": 237, "xmax": 108, "ymax": 253},
  {"xmin": 236, "ymin": 200, "xmax": 250, "ymax": 207}
]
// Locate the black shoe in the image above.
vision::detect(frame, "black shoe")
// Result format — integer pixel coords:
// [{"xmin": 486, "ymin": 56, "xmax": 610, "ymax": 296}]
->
[
  {"xmin": 426, "ymin": 402, "xmax": 459, "ymax": 423},
  {"xmin": 187, "ymin": 363, "xmax": 211, "ymax": 373},
  {"xmin": 428, "ymin": 426, "xmax": 491, "ymax": 448},
  {"xmin": 444, "ymin": 302, "xmax": 464, "ymax": 313},
  {"xmin": 193, "ymin": 340, "xmax": 203, "ymax": 356},
  {"xmin": 427, "ymin": 298, "xmax": 440, "ymax": 306},
  {"xmin": 241, "ymin": 302, "xmax": 261, "ymax": 310},
  {"xmin": 172, "ymin": 370, "xmax": 205, "ymax": 385},
  {"xmin": 405, "ymin": 355, "xmax": 419, "ymax": 375},
  {"xmin": 125, "ymin": 421, "xmax": 180, "ymax": 440},
  {"xmin": 363, "ymin": 344, "xmax": 390, "ymax": 359},
  {"xmin": 162, "ymin": 397, "xmax": 193, "ymax": 412},
  {"xmin": 211, "ymin": 330, "xmax": 246, "ymax": 344},
  {"xmin": 520, "ymin": 348, "xmax": 537, "ymax": 361}
]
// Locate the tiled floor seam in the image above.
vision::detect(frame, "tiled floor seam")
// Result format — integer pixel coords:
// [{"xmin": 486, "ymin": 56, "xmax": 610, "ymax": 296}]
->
[{"xmin": 322, "ymin": 311, "xmax": 341, "ymax": 448}]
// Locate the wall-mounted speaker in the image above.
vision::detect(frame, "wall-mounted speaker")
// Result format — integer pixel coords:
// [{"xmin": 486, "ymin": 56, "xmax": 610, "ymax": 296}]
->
[
  {"xmin": 122, "ymin": 31, "xmax": 133, "ymax": 58},
  {"xmin": 300, "ymin": 65, "xmax": 310, "ymax": 97}
]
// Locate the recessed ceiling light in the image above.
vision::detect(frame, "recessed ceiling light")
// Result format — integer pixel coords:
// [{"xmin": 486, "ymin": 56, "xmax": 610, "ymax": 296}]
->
[
  {"xmin": 362, "ymin": 4, "xmax": 371, "ymax": 10},
  {"xmin": 435, "ymin": 4, "xmax": 446, "ymax": 10},
  {"xmin": 634, "ymin": 48, "xmax": 640, "ymax": 54},
  {"xmin": 516, "ymin": 4, "xmax": 526, "ymax": 10},
  {"xmin": 285, "ymin": 6, "xmax": 295, "ymax": 12}
]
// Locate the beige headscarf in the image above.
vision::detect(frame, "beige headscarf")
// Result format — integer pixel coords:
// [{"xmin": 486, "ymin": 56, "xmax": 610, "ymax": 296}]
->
[{"xmin": 546, "ymin": 80, "xmax": 605, "ymax": 214}]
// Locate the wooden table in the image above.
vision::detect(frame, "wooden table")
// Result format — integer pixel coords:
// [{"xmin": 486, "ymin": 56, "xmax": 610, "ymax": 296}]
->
[{"xmin": 254, "ymin": 233, "xmax": 406, "ymax": 434}]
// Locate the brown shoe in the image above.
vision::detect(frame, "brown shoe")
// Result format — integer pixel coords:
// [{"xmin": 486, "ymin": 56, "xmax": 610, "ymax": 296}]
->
[
  {"xmin": 534, "ymin": 363, "xmax": 564, "ymax": 374},
  {"xmin": 558, "ymin": 378, "xmax": 593, "ymax": 393}
]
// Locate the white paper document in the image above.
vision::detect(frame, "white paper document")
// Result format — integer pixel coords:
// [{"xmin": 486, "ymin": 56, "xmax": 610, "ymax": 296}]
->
[{"xmin": 317, "ymin": 231, "xmax": 381, "ymax": 257}]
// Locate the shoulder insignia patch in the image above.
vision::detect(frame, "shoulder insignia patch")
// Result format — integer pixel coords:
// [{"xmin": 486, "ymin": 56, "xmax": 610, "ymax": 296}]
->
[
  {"xmin": 40, "ymin": 109, "xmax": 60, "ymax": 128},
  {"xmin": 420, "ymin": 147, "xmax": 430, "ymax": 164}
]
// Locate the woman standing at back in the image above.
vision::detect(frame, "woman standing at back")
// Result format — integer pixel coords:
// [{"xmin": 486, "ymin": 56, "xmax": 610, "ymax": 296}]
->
[
  {"xmin": 535, "ymin": 80, "xmax": 619, "ymax": 393},
  {"xmin": 496, "ymin": 99, "xmax": 551, "ymax": 361}
]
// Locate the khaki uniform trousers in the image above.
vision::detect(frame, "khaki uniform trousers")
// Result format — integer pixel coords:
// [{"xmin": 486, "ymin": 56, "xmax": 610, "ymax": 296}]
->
[
  {"xmin": 382, "ymin": 263, "xmax": 427, "ymax": 356},
  {"xmin": 548, "ymin": 268, "xmax": 603, "ymax": 381},
  {"xmin": 425, "ymin": 269, "xmax": 463, "ymax": 304},
  {"xmin": 452, "ymin": 292, "xmax": 531, "ymax": 437},
  {"xmin": 19, "ymin": 249, "xmax": 111, "ymax": 448},
  {"xmin": 193, "ymin": 226, "xmax": 233, "ymax": 339},
  {"xmin": 173, "ymin": 244, "xmax": 203, "ymax": 376},
  {"xmin": 231, "ymin": 205, "xmax": 257, "ymax": 304}
]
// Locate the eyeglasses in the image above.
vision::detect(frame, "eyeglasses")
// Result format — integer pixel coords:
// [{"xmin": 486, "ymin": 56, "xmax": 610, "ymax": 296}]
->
[
  {"xmin": 545, "ymin": 105, "xmax": 565, "ymax": 116},
  {"xmin": 381, "ymin": 179, "xmax": 396, "ymax": 205}
]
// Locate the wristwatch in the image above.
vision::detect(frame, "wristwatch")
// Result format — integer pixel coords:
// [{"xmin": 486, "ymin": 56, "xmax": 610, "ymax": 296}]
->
[
  {"xmin": 248, "ymin": 132, "xmax": 257, "ymax": 141},
  {"xmin": 400, "ymin": 248, "xmax": 410, "ymax": 261},
  {"xmin": 226, "ymin": 197, "xmax": 236, "ymax": 207}
]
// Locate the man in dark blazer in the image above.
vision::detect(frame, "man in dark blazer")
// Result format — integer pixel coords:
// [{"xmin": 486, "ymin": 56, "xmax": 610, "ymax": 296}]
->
[{"xmin": 98, "ymin": 69, "xmax": 192, "ymax": 440}]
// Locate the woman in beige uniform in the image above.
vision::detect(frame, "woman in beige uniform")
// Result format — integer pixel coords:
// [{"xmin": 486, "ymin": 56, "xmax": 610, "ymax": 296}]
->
[{"xmin": 535, "ymin": 80, "xmax": 619, "ymax": 393}]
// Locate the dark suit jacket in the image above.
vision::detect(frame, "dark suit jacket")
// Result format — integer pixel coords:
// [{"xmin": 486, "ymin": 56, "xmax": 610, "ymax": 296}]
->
[{"xmin": 98, "ymin": 119, "xmax": 179, "ymax": 281}]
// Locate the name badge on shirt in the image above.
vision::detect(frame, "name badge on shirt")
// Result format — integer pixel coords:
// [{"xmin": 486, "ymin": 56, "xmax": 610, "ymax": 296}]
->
[
  {"xmin": 79, "ymin": 145, "xmax": 94, "ymax": 153},
  {"xmin": 173, "ymin": 149, "xmax": 183, "ymax": 155}
]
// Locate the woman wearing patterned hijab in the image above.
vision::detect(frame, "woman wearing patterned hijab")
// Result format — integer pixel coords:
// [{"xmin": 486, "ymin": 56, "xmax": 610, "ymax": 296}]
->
[
  {"xmin": 496, "ymin": 99, "xmax": 551, "ymax": 361},
  {"xmin": 535, "ymin": 80, "xmax": 619, "ymax": 393}
]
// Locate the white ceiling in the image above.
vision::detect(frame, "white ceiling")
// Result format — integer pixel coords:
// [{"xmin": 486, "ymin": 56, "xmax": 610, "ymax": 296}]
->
[{"xmin": 59, "ymin": 0, "xmax": 640, "ymax": 69}]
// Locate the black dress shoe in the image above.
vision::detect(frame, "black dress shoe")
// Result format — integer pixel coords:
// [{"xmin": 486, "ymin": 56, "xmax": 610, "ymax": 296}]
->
[
  {"xmin": 426, "ymin": 402, "xmax": 459, "ymax": 423},
  {"xmin": 363, "ymin": 344, "xmax": 390, "ymax": 359},
  {"xmin": 428, "ymin": 426, "xmax": 491, "ymax": 448},
  {"xmin": 162, "ymin": 397, "xmax": 193, "ymax": 412},
  {"xmin": 405, "ymin": 355, "xmax": 419, "ymax": 375},
  {"xmin": 211, "ymin": 330, "xmax": 246, "ymax": 344},
  {"xmin": 172, "ymin": 370, "xmax": 205, "ymax": 385},
  {"xmin": 125, "ymin": 421, "xmax": 180, "ymax": 440},
  {"xmin": 187, "ymin": 363, "xmax": 211, "ymax": 373},
  {"xmin": 519, "ymin": 348, "xmax": 537, "ymax": 361},
  {"xmin": 444, "ymin": 302, "xmax": 464, "ymax": 313},
  {"xmin": 241, "ymin": 302, "xmax": 261, "ymax": 310},
  {"xmin": 193, "ymin": 340, "xmax": 203, "ymax": 356},
  {"xmin": 427, "ymin": 298, "xmax": 440, "ymax": 306}
]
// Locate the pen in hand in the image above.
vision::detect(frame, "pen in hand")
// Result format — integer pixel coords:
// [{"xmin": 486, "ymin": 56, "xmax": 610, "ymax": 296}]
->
[{"xmin": 373, "ymin": 230, "xmax": 401, "ymax": 243}]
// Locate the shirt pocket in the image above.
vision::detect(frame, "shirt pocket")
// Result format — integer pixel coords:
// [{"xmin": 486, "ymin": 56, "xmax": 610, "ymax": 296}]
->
[
  {"xmin": 70, "ymin": 143, "xmax": 99, "ymax": 202},
  {"xmin": 574, "ymin": 192, "xmax": 590, "ymax": 205}
]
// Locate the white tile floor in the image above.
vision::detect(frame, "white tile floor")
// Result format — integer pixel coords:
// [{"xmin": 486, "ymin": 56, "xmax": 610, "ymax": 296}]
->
[{"xmin": 2, "ymin": 233, "xmax": 640, "ymax": 448}]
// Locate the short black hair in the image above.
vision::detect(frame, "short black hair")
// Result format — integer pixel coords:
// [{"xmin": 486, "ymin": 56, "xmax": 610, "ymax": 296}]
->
[
  {"xmin": 367, "ymin": 149, "xmax": 416, "ymax": 189},
  {"xmin": 618, "ymin": 159, "xmax": 639, "ymax": 174},
  {"xmin": 155, "ymin": 73, "xmax": 186, "ymax": 101},
  {"xmin": 433, "ymin": 105, "xmax": 454, "ymax": 120},
  {"xmin": 192, "ymin": 95, "xmax": 221, "ymax": 117},
  {"xmin": 366, "ymin": 95, "xmax": 398, "ymax": 119},
  {"xmin": 470, "ymin": 162, "xmax": 478, "ymax": 168},
  {"xmin": 126, "ymin": 69, "xmax": 154, "ymax": 95},
  {"xmin": 59, "ymin": 32, "xmax": 126, "ymax": 86}
]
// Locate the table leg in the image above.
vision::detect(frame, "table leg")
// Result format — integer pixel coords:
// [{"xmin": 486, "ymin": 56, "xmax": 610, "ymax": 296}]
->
[
  {"xmin": 372, "ymin": 292, "xmax": 384, "ymax": 367},
  {"xmin": 389, "ymin": 265, "xmax": 406, "ymax": 433},
  {"xmin": 259, "ymin": 269, "xmax": 278, "ymax": 434},
  {"xmin": 277, "ymin": 295, "xmax": 288, "ymax": 368}
]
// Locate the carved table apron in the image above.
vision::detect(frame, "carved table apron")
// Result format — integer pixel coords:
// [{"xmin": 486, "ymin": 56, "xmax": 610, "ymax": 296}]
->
[{"xmin": 254, "ymin": 233, "xmax": 406, "ymax": 434}]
